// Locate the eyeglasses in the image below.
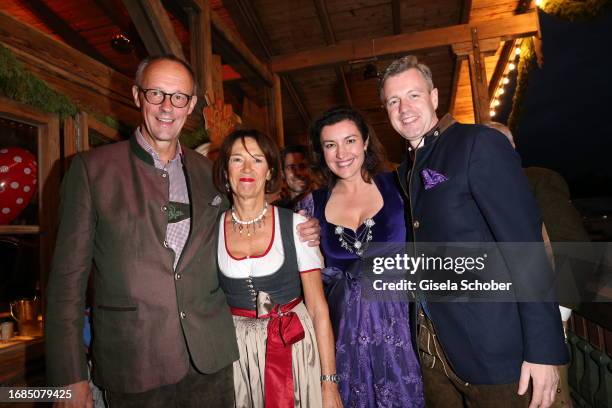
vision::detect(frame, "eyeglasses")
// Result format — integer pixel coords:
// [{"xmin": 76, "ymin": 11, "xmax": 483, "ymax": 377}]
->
[{"xmin": 138, "ymin": 87, "xmax": 193, "ymax": 108}]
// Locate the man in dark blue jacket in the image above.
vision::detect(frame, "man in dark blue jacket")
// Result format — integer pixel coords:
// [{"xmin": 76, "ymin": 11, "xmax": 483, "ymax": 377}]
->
[{"xmin": 380, "ymin": 55, "xmax": 568, "ymax": 407}]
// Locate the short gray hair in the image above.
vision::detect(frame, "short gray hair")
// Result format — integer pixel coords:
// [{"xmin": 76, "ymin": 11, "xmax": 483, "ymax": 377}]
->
[
  {"xmin": 134, "ymin": 55, "xmax": 197, "ymax": 95},
  {"xmin": 378, "ymin": 55, "xmax": 434, "ymax": 103}
]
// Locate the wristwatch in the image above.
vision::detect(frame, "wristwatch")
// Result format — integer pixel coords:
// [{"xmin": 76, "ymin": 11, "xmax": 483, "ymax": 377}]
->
[{"xmin": 320, "ymin": 374, "xmax": 340, "ymax": 383}]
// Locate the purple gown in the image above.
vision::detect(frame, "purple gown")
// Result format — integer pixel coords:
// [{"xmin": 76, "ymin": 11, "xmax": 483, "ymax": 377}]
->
[{"xmin": 308, "ymin": 172, "xmax": 424, "ymax": 408}]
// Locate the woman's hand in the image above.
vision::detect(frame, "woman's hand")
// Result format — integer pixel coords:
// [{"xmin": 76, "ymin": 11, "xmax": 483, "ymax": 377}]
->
[{"xmin": 322, "ymin": 382, "xmax": 343, "ymax": 408}]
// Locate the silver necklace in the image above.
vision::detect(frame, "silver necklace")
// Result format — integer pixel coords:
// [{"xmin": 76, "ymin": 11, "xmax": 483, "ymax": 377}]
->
[
  {"xmin": 334, "ymin": 218, "xmax": 375, "ymax": 257},
  {"xmin": 231, "ymin": 202, "xmax": 268, "ymax": 237}
]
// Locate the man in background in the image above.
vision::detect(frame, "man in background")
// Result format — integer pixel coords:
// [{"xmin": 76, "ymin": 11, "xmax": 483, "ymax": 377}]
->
[{"xmin": 273, "ymin": 145, "xmax": 315, "ymax": 211}]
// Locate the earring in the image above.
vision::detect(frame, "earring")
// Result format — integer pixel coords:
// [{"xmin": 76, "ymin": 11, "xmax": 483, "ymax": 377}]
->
[{"xmin": 225, "ymin": 182, "xmax": 230, "ymax": 192}]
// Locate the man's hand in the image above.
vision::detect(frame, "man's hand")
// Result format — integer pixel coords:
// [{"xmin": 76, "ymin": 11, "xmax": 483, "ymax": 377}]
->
[
  {"xmin": 518, "ymin": 361, "xmax": 560, "ymax": 408},
  {"xmin": 297, "ymin": 210, "xmax": 320, "ymax": 246},
  {"xmin": 54, "ymin": 380, "xmax": 92, "ymax": 408}
]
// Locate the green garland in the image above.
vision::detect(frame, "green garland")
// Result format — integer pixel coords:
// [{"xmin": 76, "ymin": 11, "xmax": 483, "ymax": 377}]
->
[
  {"xmin": 508, "ymin": 0, "xmax": 611, "ymax": 131},
  {"xmin": 541, "ymin": 0, "xmax": 611, "ymax": 21},
  {"xmin": 508, "ymin": 38, "xmax": 536, "ymax": 133},
  {"xmin": 180, "ymin": 127, "xmax": 209, "ymax": 149},
  {"xmin": 0, "ymin": 44, "xmax": 77, "ymax": 118}
]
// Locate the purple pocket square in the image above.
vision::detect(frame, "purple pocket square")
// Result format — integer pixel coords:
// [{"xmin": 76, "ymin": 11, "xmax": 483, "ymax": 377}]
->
[{"xmin": 421, "ymin": 168, "xmax": 448, "ymax": 190}]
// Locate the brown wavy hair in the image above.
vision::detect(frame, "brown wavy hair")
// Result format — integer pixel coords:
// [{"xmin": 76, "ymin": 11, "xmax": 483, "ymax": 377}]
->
[{"xmin": 212, "ymin": 129, "xmax": 282, "ymax": 200}]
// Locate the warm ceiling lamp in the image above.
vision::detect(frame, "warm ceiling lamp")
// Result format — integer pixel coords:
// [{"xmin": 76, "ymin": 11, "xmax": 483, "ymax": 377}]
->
[{"xmin": 111, "ymin": 34, "xmax": 133, "ymax": 54}]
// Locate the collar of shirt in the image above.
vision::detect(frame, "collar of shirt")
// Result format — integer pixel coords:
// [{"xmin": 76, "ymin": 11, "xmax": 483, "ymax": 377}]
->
[{"xmin": 135, "ymin": 127, "xmax": 183, "ymax": 170}]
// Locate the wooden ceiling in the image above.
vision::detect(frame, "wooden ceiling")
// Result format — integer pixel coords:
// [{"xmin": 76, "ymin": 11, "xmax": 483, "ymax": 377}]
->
[{"xmin": 0, "ymin": 0, "xmax": 534, "ymax": 162}]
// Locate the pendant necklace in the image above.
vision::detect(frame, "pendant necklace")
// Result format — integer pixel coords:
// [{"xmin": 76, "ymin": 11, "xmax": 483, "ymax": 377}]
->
[
  {"xmin": 231, "ymin": 202, "xmax": 268, "ymax": 237},
  {"xmin": 334, "ymin": 218, "xmax": 375, "ymax": 257}
]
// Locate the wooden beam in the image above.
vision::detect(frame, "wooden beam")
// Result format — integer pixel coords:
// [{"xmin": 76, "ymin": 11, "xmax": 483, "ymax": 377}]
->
[
  {"xmin": 231, "ymin": 0, "xmax": 309, "ymax": 125},
  {"xmin": 312, "ymin": 0, "xmax": 353, "ymax": 106},
  {"xmin": 392, "ymin": 0, "xmax": 402, "ymax": 35},
  {"xmin": 122, "ymin": 0, "xmax": 185, "ymax": 58},
  {"xmin": 282, "ymin": 76, "xmax": 310, "ymax": 124},
  {"xmin": 210, "ymin": 8, "xmax": 274, "ymax": 86},
  {"xmin": 234, "ymin": 0, "xmax": 273, "ymax": 57},
  {"xmin": 270, "ymin": 12, "xmax": 539, "ymax": 73},
  {"xmin": 22, "ymin": 0, "xmax": 112, "ymax": 66},
  {"xmin": 92, "ymin": 0, "xmax": 148, "ymax": 60},
  {"xmin": 467, "ymin": 28, "xmax": 490, "ymax": 124},
  {"xmin": 488, "ymin": 41, "xmax": 514, "ymax": 100},
  {"xmin": 186, "ymin": 0, "xmax": 214, "ymax": 105},
  {"xmin": 272, "ymin": 74, "xmax": 284, "ymax": 147},
  {"xmin": 449, "ymin": 0, "xmax": 472, "ymax": 114}
]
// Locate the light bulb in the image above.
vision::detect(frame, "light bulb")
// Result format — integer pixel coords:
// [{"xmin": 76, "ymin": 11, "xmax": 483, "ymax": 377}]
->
[
  {"xmin": 498, "ymin": 88, "xmax": 505, "ymax": 95},
  {"xmin": 490, "ymin": 110, "xmax": 496, "ymax": 117},
  {"xmin": 503, "ymin": 77, "xmax": 510, "ymax": 85},
  {"xmin": 508, "ymin": 63, "xmax": 516, "ymax": 71},
  {"xmin": 515, "ymin": 47, "xmax": 521, "ymax": 55},
  {"xmin": 494, "ymin": 99, "xmax": 501, "ymax": 107}
]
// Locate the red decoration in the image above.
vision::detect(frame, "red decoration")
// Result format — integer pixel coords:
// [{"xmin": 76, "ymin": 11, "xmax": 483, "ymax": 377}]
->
[{"xmin": 0, "ymin": 147, "xmax": 37, "ymax": 225}]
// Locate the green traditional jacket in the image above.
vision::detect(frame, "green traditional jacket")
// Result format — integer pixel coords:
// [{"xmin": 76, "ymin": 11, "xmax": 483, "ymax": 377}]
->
[{"xmin": 45, "ymin": 135, "xmax": 238, "ymax": 393}]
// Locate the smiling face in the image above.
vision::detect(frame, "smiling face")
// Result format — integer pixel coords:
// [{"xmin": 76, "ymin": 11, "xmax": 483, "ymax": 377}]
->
[
  {"xmin": 283, "ymin": 152, "xmax": 311, "ymax": 195},
  {"xmin": 383, "ymin": 68, "xmax": 439, "ymax": 148},
  {"xmin": 132, "ymin": 59, "xmax": 197, "ymax": 149},
  {"xmin": 227, "ymin": 137, "xmax": 271, "ymax": 202},
  {"xmin": 320, "ymin": 119, "xmax": 368, "ymax": 183}
]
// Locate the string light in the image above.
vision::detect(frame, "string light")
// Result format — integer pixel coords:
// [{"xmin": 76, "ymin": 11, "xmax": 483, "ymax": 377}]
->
[{"xmin": 489, "ymin": 38, "xmax": 524, "ymax": 118}]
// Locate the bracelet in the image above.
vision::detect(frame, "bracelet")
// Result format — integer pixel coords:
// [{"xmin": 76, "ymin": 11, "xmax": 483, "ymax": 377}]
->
[{"xmin": 320, "ymin": 374, "xmax": 340, "ymax": 383}]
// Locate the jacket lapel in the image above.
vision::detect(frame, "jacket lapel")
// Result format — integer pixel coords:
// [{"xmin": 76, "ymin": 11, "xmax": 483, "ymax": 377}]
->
[{"xmin": 175, "ymin": 149, "xmax": 218, "ymax": 273}]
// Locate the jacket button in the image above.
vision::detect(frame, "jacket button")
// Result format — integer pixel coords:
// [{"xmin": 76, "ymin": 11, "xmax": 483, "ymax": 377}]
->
[
  {"xmin": 180, "ymin": 311, "xmax": 186, "ymax": 319},
  {"xmin": 175, "ymin": 273, "xmax": 181, "ymax": 280},
  {"xmin": 163, "ymin": 240, "xmax": 169, "ymax": 248},
  {"xmin": 413, "ymin": 220, "xmax": 420, "ymax": 229},
  {"xmin": 161, "ymin": 172, "xmax": 168, "ymax": 178},
  {"xmin": 162, "ymin": 205, "xmax": 168, "ymax": 212}
]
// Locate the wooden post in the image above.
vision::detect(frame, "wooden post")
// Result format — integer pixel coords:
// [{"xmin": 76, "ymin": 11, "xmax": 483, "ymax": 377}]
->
[
  {"xmin": 271, "ymin": 74, "xmax": 284, "ymax": 148},
  {"xmin": 122, "ymin": 0, "xmax": 185, "ymax": 58},
  {"xmin": 188, "ymin": 0, "xmax": 214, "ymax": 105},
  {"xmin": 467, "ymin": 28, "xmax": 490, "ymax": 124}
]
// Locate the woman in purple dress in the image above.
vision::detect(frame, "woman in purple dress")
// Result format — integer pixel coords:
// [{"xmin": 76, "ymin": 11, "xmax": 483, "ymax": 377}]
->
[{"xmin": 302, "ymin": 107, "xmax": 424, "ymax": 407}]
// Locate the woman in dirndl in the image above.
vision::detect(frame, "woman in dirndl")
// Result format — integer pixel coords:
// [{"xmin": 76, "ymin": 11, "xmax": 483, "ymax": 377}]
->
[{"xmin": 212, "ymin": 129, "xmax": 342, "ymax": 408}]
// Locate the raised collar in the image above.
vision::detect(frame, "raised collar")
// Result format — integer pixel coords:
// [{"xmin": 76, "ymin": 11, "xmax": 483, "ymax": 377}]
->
[
  {"xmin": 130, "ymin": 128, "xmax": 183, "ymax": 167},
  {"xmin": 407, "ymin": 113, "xmax": 457, "ymax": 155}
]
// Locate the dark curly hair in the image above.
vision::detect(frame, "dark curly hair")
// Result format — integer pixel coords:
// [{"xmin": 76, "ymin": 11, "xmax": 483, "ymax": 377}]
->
[
  {"xmin": 212, "ymin": 129, "xmax": 282, "ymax": 200},
  {"xmin": 309, "ymin": 106, "xmax": 386, "ymax": 188}
]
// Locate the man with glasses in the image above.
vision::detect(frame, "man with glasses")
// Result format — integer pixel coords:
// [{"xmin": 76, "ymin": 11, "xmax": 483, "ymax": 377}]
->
[
  {"xmin": 44, "ymin": 55, "xmax": 239, "ymax": 407},
  {"xmin": 274, "ymin": 145, "xmax": 315, "ymax": 211}
]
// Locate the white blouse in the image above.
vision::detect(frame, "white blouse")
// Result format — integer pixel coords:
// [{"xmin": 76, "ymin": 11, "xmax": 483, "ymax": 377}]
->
[{"xmin": 218, "ymin": 206, "xmax": 324, "ymax": 279}]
